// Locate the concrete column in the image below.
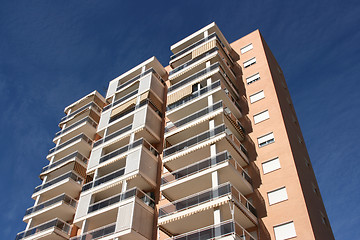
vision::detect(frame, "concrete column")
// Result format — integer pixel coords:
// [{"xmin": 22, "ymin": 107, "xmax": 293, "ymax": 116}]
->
[
  {"xmin": 204, "ymin": 30, "xmax": 208, "ymax": 38},
  {"xmin": 81, "ymin": 219, "xmax": 89, "ymax": 234},
  {"xmin": 25, "ymin": 218, "xmax": 32, "ymax": 231}
]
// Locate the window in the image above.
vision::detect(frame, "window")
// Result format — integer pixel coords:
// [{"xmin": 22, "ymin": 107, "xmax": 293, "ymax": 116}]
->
[
  {"xmin": 250, "ymin": 90, "xmax": 265, "ymax": 103},
  {"xmin": 257, "ymin": 132, "xmax": 275, "ymax": 147},
  {"xmin": 243, "ymin": 57, "xmax": 256, "ymax": 68},
  {"xmin": 268, "ymin": 187, "xmax": 288, "ymax": 205},
  {"xmin": 240, "ymin": 43, "xmax": 253, "ymax": 54},
  {"xmin": 254, "ymin": 110, "xmax": 270, "ymax": 124},
  {"xmin": 262, "ymin": 157, "xmax": 281, "ymax": 174},
  {"xmin": 246, "ymin": 73, "xmax": 260, "ymax": 85},
  {"xmin": 273, "ymin": 221, "xmax": 296, "ymax": 240}
]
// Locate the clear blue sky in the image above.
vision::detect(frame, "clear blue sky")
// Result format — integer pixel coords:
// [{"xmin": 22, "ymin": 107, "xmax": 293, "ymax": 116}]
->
[{"xmin": 1, "ymin": 0, "xmax": 359, "ymax": 239}]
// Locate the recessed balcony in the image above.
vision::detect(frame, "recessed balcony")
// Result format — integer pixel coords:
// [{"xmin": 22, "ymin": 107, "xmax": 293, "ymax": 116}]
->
[
  {"xmin": 15, "ymin": 218, "xmax": 71, "ymax": 240},
  {"xmin": 54, "ymin": 116, "xmax": 97, "ymax": 143},
  {"xmin": 166, "ymin": 80, "xmax": 242, "ymax": 123},
  {"xmin": 40, "ymin": 152, "xmax": 87, "ymax": 180},
  {"xmin": 161, "ymin": 151, "xmax": 252, "ymax": 201},
  {"xmin": 163, "ymin": 124, "xmax": 248, "ymax": 171},
  {"xmin": 103, "ymin": 89, "xmax": 138, "ymax": 112},
  {"xmin": 83, "ymin": 141, "xmax": 158, "ymax": 194},
  {"xmin": 60, "ymin": 102, "xmax": 101, "ymax": 123},
  {"xmin": 165, "ymin": 101, "xmax": 245, "ymax": 144},
  {"xmin": 72, "ymin": 192, "xmax": 155, "ymax": 240},
  {"xmin": 23, "ymin": 194, "xmax": 77, "ymax": 224},
  {"xmin": 47, "ymin": 134, "xmax": 92, "ymax": 161},
  {"xmin": 164, "ymin": 220, "xmax": 256, "ymax": 240},
  {"xmin": 32, "ymin": 171, "xmax": 84, "ymax": 201},
  {"xmin": 158, "ymin": 183, "xmax": 257, "ymax": 235}
]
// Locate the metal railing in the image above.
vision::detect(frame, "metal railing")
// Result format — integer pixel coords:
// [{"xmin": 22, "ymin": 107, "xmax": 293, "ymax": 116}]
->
[
  {"xmin": 169, "ymin": 48, "xmax": 219, "ymax": 76},
  {"xmin": 15, "ymin": 218, "xmax": 71, "ymax": 240},
  {"xmin": 163, "ymin": 124, "xmax": 225, "ymax": 157},
  {"xmin": 165, "ymin": 101, "xmax": 223, "ymax": 133},
  {"xmin": 167, "ymin": 80, "xmax": 221, "ymax": 112},
  {"xmin": 99, "ymin": 138, "xmax": 158, "ymax": 165},
  {"xmin": 70, "ymin": 223, "xmax": 116, "ymax": 240},
  {"xmin": 82, "ymin": 167, "xmax": 125, "ymax": 192},
  {"xmin": 25, "ymin": 194, "xmax": 77, "ymax": 216},
  {"xmin": 88, "ymin": 188, "xmax": 154, "ymax": 213},
  {"xmin": 116, "ymin": 68, "xmax": 164, "ymax": 92},
  {"xmin": 55, "ymin": 117, "xmax": 97, "ymax": 138},
  {"xmin": 109, "ymin": 99, "xmax": 162, "ymax": 123},
  {"xmin": 48, "ymin": 134, "xmax": 92, "ymax": 155},
  {"xmin": 103, "ymin": 89, "xmax": 138, "ymax": 112},
  {"xmin": 168, "ymin": 62, "xmax": 220, "ymax": 93},
  {"xmin": 41, "ymin": 152, "xmax": 87, "ymax": 174},
  {"xmin": 159, "ymin": 182, "xmax": 256, "ymax": 218},
  {"xmin": 61, "ymin": 102, "xmax": 101, "ymax": 122},
  {"xmin": 161, "ymin": 151, "xmax": 252, "ymax": 186},
  {"xmin": 165, "ymin": 220, "xmax": 255, "ymax": 240},
  {"xmin": 93, "ymin": 124, "xmax": 132, "ymax": 148},
  {"xmin": 170, "ymin": 32, "xmax": 225, "ymax": 61},
  {"xmin": 225, "ymin": 131, "xmax": 249, "ymax": 158},
  {"xmin": 33, "ymin": 171, "xmax": 83, "ymax": 194}
]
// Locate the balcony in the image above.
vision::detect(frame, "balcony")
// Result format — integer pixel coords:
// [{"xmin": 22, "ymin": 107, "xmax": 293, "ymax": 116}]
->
[
  {"xmin": 161, "ymin": 151, "xmax": 252, "ymax": 200},
  {"xmin": 165, "ymin": 101, "xmax": 223, "ymax": 136},
  {"xmin": 164, "ymin": 220, "xmax": 255, "ymax": 240},
  {"xmin": 159, "ymin": 183, "xmax": 257, "ymax": 234},
  {"xmin": 83, "ymin": 140, "xmax": 158, "ymax": 194},
  {"xmin": 54, "ymin": 117, "xmax": 97, "ymax": 143},
  {"xmin": 70, "ymin": 223, "xmax": 116, "ymax": 240},
  {"xmin": 73, "ymin": 191, "xmax": 155, "ymax": 240},
  {"xmin": 23, "ymin": 194, "xmax": 76, "ymax": 224},
  {"xmin": 163, "ymin": 125, "xmax": 248, "ymax": 172},
  {"xmin": 166, "ymin": 80, "xmax": 242, "ymax": 123},
  {"xmin": 88, "ymin": 188, "xmax": 154, "ymax": 214},
  {"xmin": 61, "ymin": 102, "xmax": 101, "ymax": 123},
  {"xmin": 15, "ymin": 218, "xmax": 71, "ymax": 240},
  {"xmin": 168, "ymin": 62, "xmax": 220, "ymax": 93},
  {"xmin": 103, "ymin": 89, "xmax": 138, "ymax": 112},
  {"xmin": 109, "ymin": 99, "xmax": 162, "ymax": 124},
  {"xmin": 94, "ymin": 124, "xmax": 132, "ymax": 148},
  {"xmin": 40, "ymin": 152, "xmax": 87, "ymax": 179},
  {"xmin": 32, "ymin": 171, "xmax": 83, "ymax": 200},
  {"xmin": 116, "ymin": 67, "xmax": 165, "ymax": 93},
  {"xmin": 47, "ymin": 134, "xmax": 92, "ymax": 161}
]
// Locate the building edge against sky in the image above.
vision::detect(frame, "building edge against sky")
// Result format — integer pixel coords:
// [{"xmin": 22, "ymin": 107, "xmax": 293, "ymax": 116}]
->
[{"xmin": 15, "ymin": 22, "xmax": 334, "ymax": 240}]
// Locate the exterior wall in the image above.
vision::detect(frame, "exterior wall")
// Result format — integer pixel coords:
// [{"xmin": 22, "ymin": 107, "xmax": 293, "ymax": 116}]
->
[{"xmin": 230, "ymin": 30, "xmax": 334, "ymax": 239}]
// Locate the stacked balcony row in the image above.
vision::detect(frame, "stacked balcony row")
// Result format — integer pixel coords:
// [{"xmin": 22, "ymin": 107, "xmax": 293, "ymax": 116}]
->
[
  {"xmin": 70, "ymin": 57, "xmax": 167, "ymax": 240},
  {"xmin": 16, "ymin": 91, "xmax": 106, "ymax": 240},
  {"xmin": 160, "ymin": 23, "xmax": 259, "ymax": 240}
]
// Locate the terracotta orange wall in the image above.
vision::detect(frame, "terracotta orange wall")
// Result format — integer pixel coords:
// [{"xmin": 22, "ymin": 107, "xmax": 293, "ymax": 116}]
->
[{"xmin": 230, "ymin": 30, "xmax": 334, "ymax": 239}]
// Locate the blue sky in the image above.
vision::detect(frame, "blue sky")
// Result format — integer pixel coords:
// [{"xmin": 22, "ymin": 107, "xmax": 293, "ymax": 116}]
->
[{"xmin": 1, "ymin": 0, "xmax": 359, "ymax": 239}]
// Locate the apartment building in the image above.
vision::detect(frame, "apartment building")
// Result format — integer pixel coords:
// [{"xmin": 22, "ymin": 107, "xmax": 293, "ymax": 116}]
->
[
  {"xmin": 15, "ymin": 91, "xmax": 105, "ymax": 240},
  {"xmin": 16, "ymin": 23, "xmax": 334, "ymax": 240}
]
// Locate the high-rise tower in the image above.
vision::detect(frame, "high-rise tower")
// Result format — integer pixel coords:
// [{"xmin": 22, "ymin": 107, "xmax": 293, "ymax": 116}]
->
[{"xmin": 16, "ymin": 23, "xmax": 334, "ymax": 240}]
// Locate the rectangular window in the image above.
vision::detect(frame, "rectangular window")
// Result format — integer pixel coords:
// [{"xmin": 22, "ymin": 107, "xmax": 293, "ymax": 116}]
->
[
  {"xmin": 274, "ymin": 221, "xmax": 296, "ymax": 240},
  {"xmin": 250, "ymin": 90, "xmax": 265, "ymax": 103},
  {"xmin": 246, "ymin": 73, "xmax": 260, "ymax": 84},
  {"xmin": 268, "ymin": 187, "xmax": 288, "ymax": 205},
  {"xmin": 257, "ymin": 132, "xmax": 275, "ymax": 147},
  {"xmin": 254, "ymin": 110, "xmax": 270, "ymax": 124},
  {"xmin": 262, "ymin": 157, "xmax": 281, "ymax": 174},
  {"xmin": 243, "ymin": 57, "xmax": 256, "ymax": 68},
  {"xmin": 240, "ymin": 43, "xmax": 253, "ymax": 54}
]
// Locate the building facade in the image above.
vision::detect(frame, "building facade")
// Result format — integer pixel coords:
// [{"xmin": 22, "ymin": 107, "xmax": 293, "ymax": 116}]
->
[{"xmin": 16, "ymin": 23, "xmax": 334, "ymax": 240}]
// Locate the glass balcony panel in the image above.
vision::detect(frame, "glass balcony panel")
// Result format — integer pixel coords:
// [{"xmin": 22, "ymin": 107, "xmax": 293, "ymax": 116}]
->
[
  {"xmin": 61, "ymin": 102, "xmax": 101, "ymax": 122},
  {"xmin": 48, "ymin": 134, "xmax": 92, "ymax": 155},
  {"xmin": 103, "ymin": 89, "xmax": 138, "ymax": 111},
  {"xmin": 16, "ymin": 218, "xmax": 70, "ymax": 240},
  {"xmin": 94, "ymin": 124, "xmax": 132, "ymax": 148},
  {"xmin": 41, "ymin": 152, "xmax": 87, "ymax": 174},
  {"xmin": 34, "ymin": 172, "xmax": 83, "ymax": 194},
  {"xmin": 168, "ymin": 63, "xmax": 219, "ymax": 93},
  {"xmin": 167, "ymin": 80, "xmax": 221, "ymax": 112}
]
